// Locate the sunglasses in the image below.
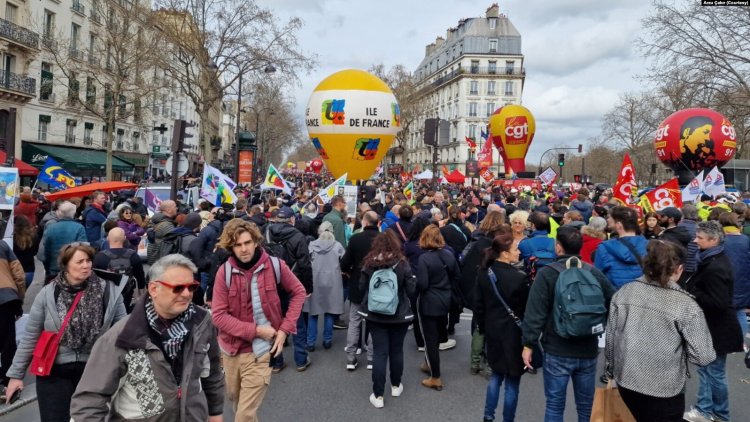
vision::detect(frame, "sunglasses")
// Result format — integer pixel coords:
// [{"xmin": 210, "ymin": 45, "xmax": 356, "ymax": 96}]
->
[{"xmin": 154, "ymin": 280, "xmax": 200, "ymax": 294}]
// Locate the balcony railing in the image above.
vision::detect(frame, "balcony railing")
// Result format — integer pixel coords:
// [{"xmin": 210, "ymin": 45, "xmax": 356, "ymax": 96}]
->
[
  {"xmin": 0, "ymin": 17, "xmax": 40, "ymax": 50},
  {"xmin": 424, "ymin": 65, "xmax": 527, "ymax": 87},
  {"xmin": 0, "ymin": 71, "xmax": 36, "ymax": 96},
  {"xmin": 88, "ymin": 54, "xmax": 98, "ymax": 66},
  {"xmin": 40, "ymin": 92, "xmax": 56, "ymax": 103},
  {"xmin": 90, "ymin": 12, "xmax": 101, "ymax": 24},
  {"xmin": 65, "ymin": 135, "xmax": 76, "ymax": 144},
  {"xmin": 42, "ymin": 35, "xmax": 56, "ymax": 49},
  {"xmin": 83, "ymin": 136, "xmax": 93, "ymax": 146},
  {"xmin": 69, "ymin": 47, "xmax": 84, "ymax": 61},
  {"xmin": 71, "ymin": 2, "xmax": 85, "ymax": 15}
]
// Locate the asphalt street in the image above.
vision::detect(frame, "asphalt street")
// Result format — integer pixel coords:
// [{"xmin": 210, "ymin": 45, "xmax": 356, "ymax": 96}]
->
[{"xmin": 3, "ymin": 261, "xmax": 750, "ymax": 421}]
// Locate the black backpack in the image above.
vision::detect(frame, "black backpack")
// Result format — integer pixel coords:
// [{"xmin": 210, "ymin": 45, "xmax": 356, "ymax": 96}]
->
[
  {"xmin": 101, "ymin": 249, "xmax": 136, "ymax": 296},
  {"xmin": 264, "ymin": 227, "xmax": 297, "ymax": 272},
  {"xmin": 158, "ymin": 232, "xmax": 188, "ymax": 260}
]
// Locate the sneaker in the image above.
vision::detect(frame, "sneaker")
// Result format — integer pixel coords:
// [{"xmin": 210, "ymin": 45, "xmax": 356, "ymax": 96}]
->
[
  {"xmin": 333, "ymin": 319, "xmax": 348, "ymax": 329},
  {"xmin": 272, "ymin": 362, "xmax": 287, "ymax": 374},
  {"xmin": 306, "ymin": 345, "xmax": 315, "ymax": 352},
  {"xmin": 439, "ymin": 339, "xmax": 457, "ymax": 351},
  {"xmin": 369, "ymin": 393, "xmax": 384, "ymax": 408},
  {"xmin": 296, "ymin": 359, "xmax": 312, "ymax": 372},
  {"xmin": 683, "ymin": 408, "xmax": 714, "ymax": 422},
  {"xmin": 391, "ymin": 383, "xmax": 403, "ymax": 397},
  {"xmin": 417, "ymin": 346, "xmax": 425, "ymax": 352},
  {"xmin": 343, "ymin": 347, "xmax": 362, "ymax": 355},
  {"xmin": 367, "ymin": 361, "xmax": 373, "ymax": 370},
  {"xmin": 346, "ymin": 358, "xmax": 358, "ymax": 371},
  {"xmin": 323, "ymin": 341, "xmax": 332, "ymax": 350}
]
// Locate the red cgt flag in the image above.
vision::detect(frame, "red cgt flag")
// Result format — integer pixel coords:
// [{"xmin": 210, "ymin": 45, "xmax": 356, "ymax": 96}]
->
[
  {"xmin": 477, "ymin": 139, "xmax": 493, "ymax": 168},
  {"xmin": 465, "ymin": 136, "xmax": 477, "ymax": 149},
  {"xmin": 613, "ymin": 153, "xmax": 637, "ymax": 205},
  {"xmin": 640, "ymin": 178, "xmax": 682, "ymax": 213}
]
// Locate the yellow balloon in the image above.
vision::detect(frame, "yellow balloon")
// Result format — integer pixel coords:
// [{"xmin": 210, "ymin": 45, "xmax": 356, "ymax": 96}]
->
[{"xmin": 306, "ymin": 69, "xmax": 401, "ymax": 182}]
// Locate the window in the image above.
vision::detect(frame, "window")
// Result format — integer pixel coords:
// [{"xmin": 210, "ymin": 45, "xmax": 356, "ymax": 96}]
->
[
  {"xmin": 468, "ymin": 102, "xmax": 478, "ymax": 117},
  {"xmin": 469, "ymin": 80, "xmax": 478, "ymax": 95},
  {"xmin": 40, "ymin": 62, "xmax": 53, "ymax": 101},
  {"xmin": 116, "ymin": 128, "xmax": 124, "ymax": 150},
  {"xmin": 470, "ymin": 60, "xmax": 479, "ymax": 74},
  {"xmin": 489, "ymin": 18, "xmax": 497, "ymax": 29},
  {"xmin": 131, "ymin": 132, "xmax": 139, "ymax": 152},
  {"xmin": 65, "ymin": 119, "xmax": 77, "ymax": 144},
  {"xmin": 506, "ymin": 61, "xmax": 515, "ymax": 75},
  {"xmin": 152, "ymin": 120, "xmax": 158, "ymax": 142},
  {"xmin": 104, "ymin": 83, "xmax": 112, "ymax": 116},
  {"xmin": 84, "ymin": 122, "xmax": 93, "ymax": 145},
  {"xmin": 88, "ymin": 34, "xmax": 96, "ymax": 62},
  {"xmin": 489, "ymin": 39, "xmax": 498, "ymax": 53},
  {"xmin": 85, "ymin": 77, "xmax": 95, "ymax": 106},
  {"xmin": 161, "ymin": 94, "xmax": 167, "ymax": 117},
  {"xmin": 70, "ymin": 24, "xmax": 80, "ymax": 51},
  {"xmin": 5, "ymin": 3, "xmax": 17, "ymax": 23},
  {"xmin": 134, "ymin": 99, "xmax": 141, "ymax": 122},
  {"xmin": 467, "ymin": 124, "xmax": 477, "ymax": 139},
  {"xmin": 169, "ymin": 97, "xmax": 175, "ymax": 118},
  {"xmin": 38, "ymin": 115, "xmax": 50, "ymax": 141},
  {"xmin": 488, "ymin": 61, "xmax": 497, "ymax": 75},
  {"xmin": 118, "ymin": 95, "xmax": 126, "ymax": 118},
  {"xmin": 43, "ymin": 11, "xmax": 55, "ymax": 45},
  {"xmin": 68, "ymin": 71, "xmax": 79, "ymax": 105},
  {"xmin": 505, "ymin": 81, "xmax": 514, "ymax": 96},
  {"xmin": 487, "ymin": 81, "xmax": 496, "ymax": 95},
  {"xmin": 486, "ymin": 102, "xmax": 495, "ymax": 117},
  {"xmin": 152, "ymin": 93, "xmax": 158, "ymax": 114}
]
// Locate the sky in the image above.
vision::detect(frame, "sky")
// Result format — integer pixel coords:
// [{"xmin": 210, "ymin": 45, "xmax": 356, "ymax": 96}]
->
[{"xmin": 256, "ymin": 0, "xmax": 655, "ymax": 163}]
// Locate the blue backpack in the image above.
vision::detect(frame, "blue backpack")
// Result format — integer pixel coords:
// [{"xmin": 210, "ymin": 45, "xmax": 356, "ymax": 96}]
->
[
  {"xmin": 550, "ymin": 257, "xmax": 607, "ymax": 338},
  {"xmin": 367, "ymin": 264, "xmax": 399, "ymax": 315}
]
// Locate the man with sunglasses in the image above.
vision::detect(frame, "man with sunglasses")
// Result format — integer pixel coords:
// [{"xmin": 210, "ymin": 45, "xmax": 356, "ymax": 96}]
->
[{"xmin": 71, "ymin": 254, "xmax": 225, "ymax": 421}]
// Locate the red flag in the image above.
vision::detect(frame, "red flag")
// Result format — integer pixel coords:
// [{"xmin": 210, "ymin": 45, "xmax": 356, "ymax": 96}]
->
[
  {"xmin": 479, "ymin": 167, "xmax": 495, "ymax": 182},
  {"xmin": 640, "ymin": 178, "xmax": 682, "ymax": 212},
  {"xmin": 441, "ymin": 165, "xmax": 450, "ymax": 176},
  {"xmin": 465, "ymin": 137, "xmax": 477, "ymax": 149},
  {"xmin": 613, "ymin": 153, "xmax": 637, "ymax": 205},
  {"xmin": 477, "ymin": 139, "xmax": 493, "ymax": 168}
]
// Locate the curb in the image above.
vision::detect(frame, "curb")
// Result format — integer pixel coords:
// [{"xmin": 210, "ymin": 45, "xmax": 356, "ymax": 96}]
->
[{"xmin": 0, "ymin": 388, "xmax": 37, "ymax": 416}]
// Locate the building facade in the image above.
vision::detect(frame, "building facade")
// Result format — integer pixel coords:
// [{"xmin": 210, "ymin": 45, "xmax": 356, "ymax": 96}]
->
[{"xmin": 406, "ymin": 3, "xmax": 525, "ymax": 178}]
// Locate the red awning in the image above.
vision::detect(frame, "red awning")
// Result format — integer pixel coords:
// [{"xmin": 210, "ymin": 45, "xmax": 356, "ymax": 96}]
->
[
  {"xmin": 445, "ymin": 169, "xmax": 465, "ymax": 184},
  {"xmin": 0, "ymin": 151, "xmax": 39, "ymax": 176}
]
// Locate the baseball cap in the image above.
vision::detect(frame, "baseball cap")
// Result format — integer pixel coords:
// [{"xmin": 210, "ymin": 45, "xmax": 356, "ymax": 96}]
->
[
  {"xmin": 277, "ymin": 206, "xmax": 295, "ymax": 219},
  {"xmin": 657, "ymin": 207, "xmax": 682, "ymax": 221}
]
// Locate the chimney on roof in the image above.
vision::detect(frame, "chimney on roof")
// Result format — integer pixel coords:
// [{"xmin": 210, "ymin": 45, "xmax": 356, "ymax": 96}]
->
[
  {"xmin": 426, "ymin": 42, "xmax": 436, "ymax": 56},
  {"xmin": 435, "ymin": 36, "xmax": 445, "ymax": 47},
  {"xmin": 486, "ymin": 3, "xmax": 499, "ymax": 18}
]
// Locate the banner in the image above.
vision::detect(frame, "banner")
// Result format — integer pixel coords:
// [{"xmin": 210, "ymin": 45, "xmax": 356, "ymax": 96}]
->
[
  {"xmin": 441, "ymin": 165, "xmax": 450, "ymax": 177},
  {"xmin": 403, "ymin": 181, "xmax": 413, "ymax": 203},
  {"xmin": 400, "ymin": 172, "xmax": 410, "ymax": 183},
  {"xmin": 538, "ymin": 167, "xmax": 557, "ymax": 186},
  {"xmin": 0, "ymin": 167, "xmax": 18, "ymax": 242},
  {"xmin": 703, "ymin": 166, "xmax": 726, "ymax": 198},
  {"xmin": 613, "ymin": 153, "xmax": 637, "ymax": 205},
  {"xmin": 477, "ymin": 137, "xmax": 493, "ymax": 169},
  {"xmin": 261, "ymin": 164, "xmax": 292, "ymax": 194},
  {"xmin": 465, "ymin": 136, "xmax": 476, "ymax": 149},
  {"xmin": 38, "ymin": 157, "xmax": 76, "ymax": 189},
  {"xmin": 317, "ymin": 173, "xmax": 348, "ymax": 204},
  {"xmin": 201, "ymin": 164, "xmax": 238, "ymax": 206},
  {"xmin": 144, "ymin": 189, "xmax": 162, "ymax": 213},
  {"xmin": 342, "ymin": 185, "xmax": 359, "ymax": 217},
  {"xmin": 479, "ymin": 167, "xmax": 495, "ymax": 182},
  {"xmin": 681, "ymin": 170, "xmax": 704, "ymax": 203},
  {"xmin": 639, "ymin": 178, "xmax": 682, "ymax": 212},
  {"xmin": 238, "ymin": 150, "xmax": 254, "ymax": 184}
]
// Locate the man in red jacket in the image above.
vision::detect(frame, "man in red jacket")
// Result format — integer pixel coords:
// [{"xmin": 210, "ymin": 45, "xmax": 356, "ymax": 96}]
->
[{"xmin": 211, "ymin": 219, "xmax": 306, "ymax": 422}]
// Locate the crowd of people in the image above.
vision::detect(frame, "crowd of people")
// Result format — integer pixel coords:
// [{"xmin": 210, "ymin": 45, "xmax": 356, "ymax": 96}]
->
[{"xmin": 0, "ymin": 176, "xmax": 748, "ymax": 422}]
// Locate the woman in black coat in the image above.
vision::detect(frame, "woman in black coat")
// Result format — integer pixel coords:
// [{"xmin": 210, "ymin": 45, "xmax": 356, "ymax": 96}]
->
[
  {"xmin": 475, "ymin": 231, "xmax": 530, "ymax": 422},
  {"xmin": 416, "ymin": 225, "xmax": 460, "ymax": 391},
  {"xmin": 358, "ymin": 231, "xmax": 416, "ymax": 409},
  {"xmin": 681, "ymin": 221, "xmax": 743, "ymax": 422}
]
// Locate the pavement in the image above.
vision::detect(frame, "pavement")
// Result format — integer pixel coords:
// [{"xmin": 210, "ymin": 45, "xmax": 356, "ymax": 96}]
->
[{"xmin": 3, "ymin": 262, "xmax": 750, "ymax": 420}]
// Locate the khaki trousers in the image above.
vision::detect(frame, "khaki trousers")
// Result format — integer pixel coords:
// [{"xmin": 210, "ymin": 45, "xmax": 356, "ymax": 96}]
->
[{"xmin": 223, "ymin": 352, "xmax": 272, "ymax": 422}]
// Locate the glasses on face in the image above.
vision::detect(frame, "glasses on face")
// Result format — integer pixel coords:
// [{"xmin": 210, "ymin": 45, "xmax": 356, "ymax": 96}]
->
[{"xmin": 154, "ymin": 280, "xmax": 200, "ymax": 294}]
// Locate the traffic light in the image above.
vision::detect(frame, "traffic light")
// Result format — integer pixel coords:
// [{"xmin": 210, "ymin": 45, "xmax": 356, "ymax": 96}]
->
[
  {"xmin": 171, "ymin": 119, "xmax": 194, "ymax": 153},
  {"xmin": 558, "ymin": 153, "xmax": 565, "ymax": 167}
]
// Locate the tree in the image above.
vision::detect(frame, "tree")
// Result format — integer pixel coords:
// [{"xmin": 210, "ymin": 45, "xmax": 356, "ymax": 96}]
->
[
  {"xmin": 44, "ymin": 0, "xmax": 163, "ymax": 180},
  {"xmin": 153, "ymin": 0, "xmax": 316, "ymax": 168}
]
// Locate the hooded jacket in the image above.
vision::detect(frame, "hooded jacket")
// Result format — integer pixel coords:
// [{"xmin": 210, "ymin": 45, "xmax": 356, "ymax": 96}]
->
[
  {"xmin": 659, "ymin": 225, "xmax": 692, "ymax": 249},
  {"xmin": 190, "ymin": 219, "xmax": 224, "ymax": 272},
  {"xmin": 593, "ymin": 235, "xmax": 648, "ymax": 289},
  {"xmin": 678, "ymin": 220, "xmax": 699, "ymax": 274},
  {"xmin": 570, "ymin": 199, "xmax": 593, "ymax": 223},
  {"xmin": 518, "ymin": 230, "xmax": 556, "ymax": 267},
  {"xmin": 39, "ymin": 218, "xmax": 88, "ymax": 274},
  {"xmin": 70, "ymin": 296, "xmax": 225, "ymax": 421},
  {"xmin": 82, "ymin": 204, "xmax": 108, "ymax": 243},
  {"xmin": 416, "ymin": 248, "xmax": 460, "ymax": 317},
  {"xmin": 267, "ymin": 222, "xmax": 313, "ymax": 293},
  {"xmin": 358, "ymin": 257, "xmax": 416, "ymax": 325},
  {"xmin": 724, "ymin": 234, "xmax": 750, "ymax": 309},
  {"xmin": 341, "ymin": 226, "xmax": 379, "ymax": 304},
  {"xmin": 146, "ymin": 213, "xmax": 175, "ymax": 265},
  {"xmin": 0, "ymin": 242, "xmax": 25, "ymax": 306},
  {"xmin": 380, "ymin": 210, "xmax": 399, "ymax": 232},
  {"xmin": 307, "ymin": 238, "xmax": 345, "ymax": 315}
]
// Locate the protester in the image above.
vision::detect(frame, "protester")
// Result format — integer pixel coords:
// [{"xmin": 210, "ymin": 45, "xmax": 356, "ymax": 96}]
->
[
  {"xmin": 70, "ymin": 254, "xmax": 225, "ymax": 421},
  {"xmin": 211, "ymin": 219, "xmax": 306, "ymax": 421},
  {"xmin": 38, "ymin": 201, "xmax": 88, "ymax": 280},
  {"xmin": 358, "ymin": 231, "xmax": 416, "ymax": 408},
  {"xmin": 580, "ymin": 216, "xmax": 607, "ymax": 265},
  {"xmin": 116, "ymin": 205, "xmax": 146, "ymax": 250},
  {"xmin": 146, "ymin": 200, "xmax": 177, "ymax": 265},
  {"xmin": 14, "ymin": 193, "xmax": 39, "ymax": 226},
  {"xmin": 605, "ymin": 240, "xmax": 715, "ymax": 421},
  {"xmin": 93, "ymin": 228, "xmax": 146, "ymax": 313},
  {"xmin": 13, "ymin": 215, "xmax": 40, "ymax": 287},
  {"xmin": 82, "ymin": 191, "xmax": 108, "ymax": 244},
  {"xmin": 594, "ymin": 206, "xmax": 648, "ymax": 290},
  {"xmin": 323, "ymin": 195, "xmax": 348, "ymax": 247},
  {"xmin": 0, "ymin": 241, "xmax": 25, "ymax": 395},
  {"xmin": 658, "ymin": 207, "xmax": 691, "ymax": 250},
  {"xmin": 641, "ymin": 211, "xmax": 663, "ymax": 240},
  {"xmin": 719, "ymin": 212, "xmax": 750, "ymax": 341},
  {"xmin": 508, "ymin": 210, "xmax": 530, "ymax": 245},
  {"xmin": 5, "ymin": 244, "xmax": 126, "ymax": 420},
  {"xmin": 475, "ymin": 231, "xmax": 530, "ymax": 422},
  {"xmin": 307, "ymin": 221, "xmax": 346, "ymax": 350}
]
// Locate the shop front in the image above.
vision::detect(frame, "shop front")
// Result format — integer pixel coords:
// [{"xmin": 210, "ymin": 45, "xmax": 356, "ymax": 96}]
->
[
  {"xmin": 114, "ymin": 151, "xmax": 149, "ymax": 181},
  {"xmin": 22, "ymin": 141, "xmax": 135, "ymax": 182}
]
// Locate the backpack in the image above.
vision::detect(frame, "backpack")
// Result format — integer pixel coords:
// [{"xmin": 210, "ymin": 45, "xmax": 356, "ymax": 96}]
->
[
  {"xmin": 367, "ymin": 264, "xmax": 399, "ymax": 315},
  {"xmin": 101, "ymin": 249, "xmax": 136, "ymax": 296},
  {"xmin": 526, "ymin": 252, "xmax": 556, "ymax": 281},
  {"xmin": 224, "ymin": 256, "xmax": 281, "ymax": 289},
  {"xmin": 157, "ymin": 233, "xmax": 188, "ymax": 260},
  {"xmin": 549, "ymin": 257, "xmax": 607, "ymax": 338},
  {"xmin": 264, "ymin": 227, "xmax": 297, "ymax": 272}
]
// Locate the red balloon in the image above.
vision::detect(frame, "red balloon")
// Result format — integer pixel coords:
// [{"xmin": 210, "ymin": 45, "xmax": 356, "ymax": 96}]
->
[
  {"xmin": 655, "ymin": 108, "xmax": 736, "ymax": 181},
  {"xmin": 310, "ymin": 159, "xmax": 324, "ymax": 174}
]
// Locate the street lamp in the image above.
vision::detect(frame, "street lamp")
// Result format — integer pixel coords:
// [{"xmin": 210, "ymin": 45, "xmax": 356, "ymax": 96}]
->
[{"xmin": 234, "ymin": 64, "xmax": 276, "ymax": 183}]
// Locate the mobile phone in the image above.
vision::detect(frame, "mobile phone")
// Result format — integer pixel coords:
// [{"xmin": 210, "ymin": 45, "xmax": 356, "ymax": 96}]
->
[{"xmin": 8, "ymin": 388, "xmax": 21, "ymax": 405}]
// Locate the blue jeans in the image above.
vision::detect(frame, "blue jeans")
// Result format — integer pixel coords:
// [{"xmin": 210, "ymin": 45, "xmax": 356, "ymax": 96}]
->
[
  {"xmin": 737, "ymin": 310, "xmax": 748, "ymax": 343},
  {"xmin": 542, "ymin": 352, "xmax": 597, "ymax": 422},
  {"xmin": 24, "ymin": 272, "xmax": 34, "ymax": 288},
  {"xmin": 696, "ymin": 354, "xmax": 729, "ymax": 421},
  {"xmin": 484, "ymin": 371, "xmax": 521, "ymax": 421},
  {"xmin": 307, "ymin": 313, "xmax": 335, "ymax": 346},
  {"xmin": 273, "ymin": 312, "xmax": 309, "ymax": 368}
]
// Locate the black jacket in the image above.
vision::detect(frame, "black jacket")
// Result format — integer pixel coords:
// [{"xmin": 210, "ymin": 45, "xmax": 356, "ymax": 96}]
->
[
  {"xmin": 191, "ymin": 219, "xmax": 224, "ymax": 272},
  {"xmin": 459, "ymin": 232, "xmax": 493, "ymax": 310},
  {"xmin": 248, "ymin": 213, "xmax": 267, "ymax": 233},
  {"xmin": 659, "ymin": 225, "xmax": 692, "ymax": 249},
  {"xmin": 476, "ymin": 261, "xmax": 530, "ymax": 377},
  {"xmin": 440, "ymin": 220, "xmax": 471, "ymax": 264},
  {"xmin": 267, "ymin": 222, "xmax": 313, "ymax": 294},
  {"xmin": 341, "ymin": 226, "xmax": 379, "ymax": 304},
  {"xmin": 683, "ymin": 252, "xmax": 743, "ymax": 355},
  {"xmin": 358, "ymin": 258, "xmax": 416, "ymax": 324},
  {"xmin": 389, "ymin": 220, "xmax": 412, "ymax": 243},
  {"xmin": 521, "ymin": 255, "xmax": 615, "ymax": 359},
  {"xmin": 416, "ymin": 248, "xmax": 460, "ymax": 317}
]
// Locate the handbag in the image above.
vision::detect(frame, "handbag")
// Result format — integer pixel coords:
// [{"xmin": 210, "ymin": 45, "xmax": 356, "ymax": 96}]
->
[
  {"xmin": 486, "ymin": 268, "xmax": 543, "ymax": 369},
  {"xmin": 30, "ymin": 291, "xmax": 84, "ymax": 377},
  {"xmin": 590, "ymin": 383, "xmax": 636, "ymax": 422}
]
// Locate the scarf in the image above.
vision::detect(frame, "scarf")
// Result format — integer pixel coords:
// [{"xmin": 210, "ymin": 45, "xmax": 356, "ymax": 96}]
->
[
  {"xmin": 145, "ymin": 298, "xmax": 195, "ymax": 361},
  {"xmin": 56, "ymin": 273, "xmax": 106, "ymax": 352},
  {"xmin": 723, "ymin": 226, "xmax": 741, "ymax": 234},
  {"xmin": 696, "ymin": 244, "xmax": 724, "ymax": 266}
]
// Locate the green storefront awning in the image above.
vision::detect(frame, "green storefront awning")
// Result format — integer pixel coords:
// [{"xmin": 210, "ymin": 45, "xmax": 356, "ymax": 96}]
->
[
  {"xmin": 114, "ymin": 153, "xmax": 148, "ymax": 167},
  {"xmin": 22, "ymin": 142, "xmax": 134, "ymax": 173}
]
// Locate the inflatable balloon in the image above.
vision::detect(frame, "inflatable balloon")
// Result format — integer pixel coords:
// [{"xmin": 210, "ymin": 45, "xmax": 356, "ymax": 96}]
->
[
  {"xmin": 654, "ymin": 108, "xmax": 736, "ymax": 185},
  {"xmin": 488, "ymin": 105, "xmax": 536, "ymax": 174},
  {"xmin": 306, "ymin": 69, "xmax": 401, "ymax": 181},
  {"xmin": 305, "ymin": 161, "xmax": 312, "ymax": 173},
  {"xmin": 310, "ymin": 159, "xmax": 324, "ymax": 174},
  {"xmin": 286, "ymin": 162, "xmax": 296, "ymax": 169}
]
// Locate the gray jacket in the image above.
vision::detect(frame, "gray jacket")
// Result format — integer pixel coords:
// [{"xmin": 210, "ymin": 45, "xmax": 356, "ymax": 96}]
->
[
  {"xmin": 306, "ymin": 238, "xmax": 345, "ymax": 315},
  {"xmin": 6, "ymin": 277, "xmax": 126, "ymax": 379},
  {"xmin": 71, "ymin": 296, "xmax": 225, "ymax": 421},
  {"xmin": 604, "ymin": 278, "xmax": 715, "ymax": 397}
]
